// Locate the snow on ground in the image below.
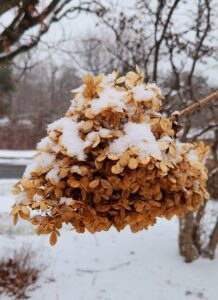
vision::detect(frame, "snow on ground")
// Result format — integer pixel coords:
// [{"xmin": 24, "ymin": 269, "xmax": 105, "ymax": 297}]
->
[
  {"xmin": 0, "ymin": 117, "xmax": 10, "ymax": 127},
  {"xmin": 0, "ymin": 179, "xmax": 34, "ymax": 235},
  {"xmin": 0, "ymin": 179, "xmax": 17, "ymax": 211},
  {"xmin": 0, "ymin": 180, "xmax": 218, "ymax": 300},
  {"xmin": 0, "ymin": 150, "xmax": 36, "ymax": 158},
  {"xmin": 0, "ymin": 150, "xmax": 36, "ymax": 165}
]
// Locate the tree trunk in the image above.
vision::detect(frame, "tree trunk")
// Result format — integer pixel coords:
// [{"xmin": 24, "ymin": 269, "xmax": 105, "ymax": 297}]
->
[
  {"xmin": 192, "ymin": 202, "xmax": 207, "ymax": 254},
  {"xmin": 179, "ymin": 212, "xmax": 199, "ymax": 262},
  {"xmin": 202, "ymin": 219, "xmax": 218, "ymax": 259}
]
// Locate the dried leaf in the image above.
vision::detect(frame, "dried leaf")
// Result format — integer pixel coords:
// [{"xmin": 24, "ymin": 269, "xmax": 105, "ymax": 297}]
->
[
  {"xmin": 111, "ymin": 163, "xmax": 124, "ymax": 174},
  {"xmin": 81, "ymin": 120, "xmax": 93, "ymax": 132},
  {"xmin": 119, "ymin": 152, "xmax": 130, "ymax": 167},
  {"xmin": 50, "ymin": 231, "xmax": 57, "ymax": 246},
  {"xmin": 128, "ymin": 158, "xmax": 138, "ymax": 169},
  {"xmin": 89, "ymin": 179, "xmax": 100, "ymax": 189}
]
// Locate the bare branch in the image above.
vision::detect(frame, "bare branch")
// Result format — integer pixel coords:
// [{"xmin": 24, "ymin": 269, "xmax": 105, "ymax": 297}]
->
[
  {"xmin": 170, "ymin": 90, "xmax": 218, "ymax": 120},
  {"xmin": 0, "ymin": 0, "xmax": 107, "ymax": 63}
]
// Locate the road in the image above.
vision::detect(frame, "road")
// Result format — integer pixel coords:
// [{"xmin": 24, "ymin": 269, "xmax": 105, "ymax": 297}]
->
[{"xmin": 0, "ymin": 164, "xmax": 25, "ymax": 179}]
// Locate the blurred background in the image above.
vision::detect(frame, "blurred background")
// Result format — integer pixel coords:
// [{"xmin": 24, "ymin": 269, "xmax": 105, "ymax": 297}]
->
[{"xmin": 0, "ymin": 1, "xmax": 217, "ymax": 299}]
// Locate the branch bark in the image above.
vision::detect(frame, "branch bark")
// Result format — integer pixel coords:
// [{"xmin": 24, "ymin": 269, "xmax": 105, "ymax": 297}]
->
[
  {"xmin": 0, "ymin": 0, "xmax": 107, "ymax": 64},
  {"xmin": 179, "ymin": 212, "xmax": 199, "ymax": 262},
  {"xmin": 170, "ymin": 90, "xmax": 218, "ymax": 121},
  {"xmin": 152, "ymin": 0, "xmax": 180, "ymax": 81},
  {"xmin": 202, "ymin": 219, "xmax": 218, "ymax": 259},
  {"xmin": 0, "ymin": 0, "xmax": 21, "ymax": 16}
]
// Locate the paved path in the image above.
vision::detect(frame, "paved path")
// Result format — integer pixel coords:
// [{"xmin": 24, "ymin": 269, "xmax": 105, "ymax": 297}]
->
[{"xmin": 0, "ymin": 164, "xmax": 25, "ymax": 179}]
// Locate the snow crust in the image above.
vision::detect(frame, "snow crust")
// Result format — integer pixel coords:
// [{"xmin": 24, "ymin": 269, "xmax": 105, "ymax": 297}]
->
[
  {"xmin": 46, "ymin": 164, "xmax": 60, "ymax": 184},
  {"xmin": 23, "ymin": 152, "xmax": 55, "ymax": 179},
  {"xmin": 91, "ymin": 88, "xmax": 127, "ymax": 114},
  {"xmin": 37, "ymin": 137, "xmax": 54, "ymax": 150},
  {"xmin": 15, "ymin": 191, "xmax": 28, "ymax": 205},
  {"xmin": 188, "ymin": 149, "xmax": 198, "ymax": 162},
  {"xmin": 33, "ymin": 194, "xmax": 43, "ymax": 202},
  {"xmin": 47, "ymin": 118, "xmax": 99, "ymax": 161},
  {"xmin": 132, "ymin": 84, "xmax": 156, "ymax": 101},
  {"xmin": 109, "ymin": 122, "xmax": 161, "ymax": 159},
  {"xmin": 60, "ymin": 197, "xmax": 74, "ymax": 206},
  {"xmin": 48, "ymin": 118, "xmax": 85, "ymax": 160}
]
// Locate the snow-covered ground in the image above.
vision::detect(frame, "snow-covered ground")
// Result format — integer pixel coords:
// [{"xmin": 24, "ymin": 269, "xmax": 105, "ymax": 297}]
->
[
  {"xmin": 0, "ymin": 150, "xmax": 36, "ymax": 165},
  {"xmin": 0, "ymin": 180, "xmax": 218, "ymax": 300}
]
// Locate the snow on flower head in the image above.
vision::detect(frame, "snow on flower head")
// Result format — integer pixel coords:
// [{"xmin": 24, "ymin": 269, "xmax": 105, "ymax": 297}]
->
[{"xmin": 11, "ymin": 68, "xmax": 209, "ymax": 243}]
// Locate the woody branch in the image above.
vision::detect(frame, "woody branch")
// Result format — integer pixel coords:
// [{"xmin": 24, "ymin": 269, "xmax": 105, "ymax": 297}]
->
[{"xmin": 170, "ymin": 90, "xmax": 218, "ymax": 121}]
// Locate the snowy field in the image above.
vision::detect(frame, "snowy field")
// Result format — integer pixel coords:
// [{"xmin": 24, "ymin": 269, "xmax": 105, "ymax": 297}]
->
[
  {"xmin": 0, "ymin": 150, "xmax": 35, "ymax": 165},
  {"xmin": 0, "ymin": 179, "xmax": 218, "ymax": 300}
]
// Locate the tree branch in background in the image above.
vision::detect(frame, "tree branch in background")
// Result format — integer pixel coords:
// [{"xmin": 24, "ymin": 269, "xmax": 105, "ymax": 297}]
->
[
  {"xmin": 202, "ymin": 218, "xmax": 218, "ymax": 259},
  {"xmin": 187, "ymin": 0, "xmax": 211, "ymax": 100},
  {"xmin": 0, "ymin": 0, "xmax": 21, "ymax": 16},
  {"xmin": 152, "ymin": 0, "xmax": 181, "ymax": 81},
  {"xmin": 0, "ymin": 0, "xmax": 106, "ymax": 64}
]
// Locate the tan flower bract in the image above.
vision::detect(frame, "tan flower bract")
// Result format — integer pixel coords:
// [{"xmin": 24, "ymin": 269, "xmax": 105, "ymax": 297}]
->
[{"xmin": 11, "ymin": 68, "xmax": 210, "ymax": 245}]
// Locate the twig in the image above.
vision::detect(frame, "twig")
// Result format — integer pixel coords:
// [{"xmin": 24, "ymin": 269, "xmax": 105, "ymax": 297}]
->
[
  {"xmin": 170, "ymin": 90, "xmax": 218, "ymax": 121},
  {"xmin": 76, "ymin": 268, "xmax": 101, "ymax": 273},
  {"xmin": 109, "ymin": 261, "xmax": 130, "ymax": 271},
  {"xmin": 76, "ymin": 261, "xmax": 131, "ymax": 274}
]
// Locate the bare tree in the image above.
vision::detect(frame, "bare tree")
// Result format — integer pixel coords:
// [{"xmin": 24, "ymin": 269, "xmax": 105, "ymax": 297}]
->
[{"xmin": 0, "ymin": 0, "xmax": 106, "ymax": 64}]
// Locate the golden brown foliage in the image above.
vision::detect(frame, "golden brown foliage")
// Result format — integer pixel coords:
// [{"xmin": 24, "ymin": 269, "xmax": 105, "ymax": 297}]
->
[{"xmin": 11, "ymin": 69, "xmax": 209, "ymax": 245}]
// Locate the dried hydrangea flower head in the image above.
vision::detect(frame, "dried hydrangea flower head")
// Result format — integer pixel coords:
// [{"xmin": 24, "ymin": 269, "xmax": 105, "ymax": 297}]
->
[{"xmin": 11, "ymin": 68, "xmax": 210, "ymax": 245}]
